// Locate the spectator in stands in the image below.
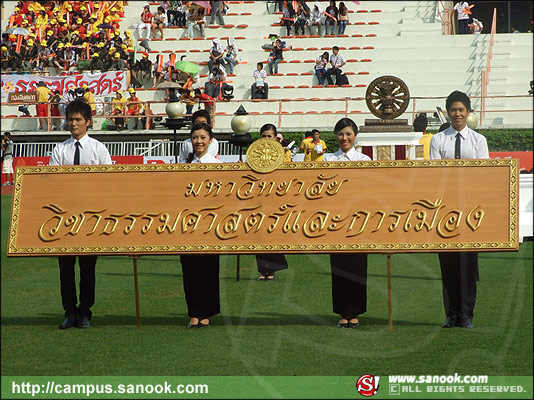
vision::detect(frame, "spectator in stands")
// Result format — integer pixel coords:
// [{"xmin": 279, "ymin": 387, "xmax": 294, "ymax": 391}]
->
[
  {"xmin": 139, "ymin": 5, "xmax": 153, "ymax": 39},
  {"xmin": 131, "ymin": 53, "xmax": 152, "ymax": 88},
  {"xmin": 193, "ymin": 88, "xmax": 214, "ymax": 118},
  {"xmin": 294, "ymin": 3, "xmax": 310, "ymax": 36},
  {"xmin": 337, "ymin": 2, "xmax": 349, "ymax": 35},
  {"xmin": 310, "ymin": 1, "xmax": 325, "ymax": 37},
  {"xmin": 223, "ymin": 37, "xmax": 238, "ymax": 74},
  {"xmin": 180, "ymin": 88, "xmax": 196, "ymax": 115},
  {"xmin": 153, "ymin": 55, "xmax": 167, "ymax": 87},
  {"xmin": 195, "ymin": 6, "xmax": 207, "ymax": 37},
  {"xmin": 310, "ymin": 129, "xmax": 327, "ymax": 161},
  {"xmin": 208, "ymin": 38, "xmax": 225, "ymax": 73},
  {"xmin": 59, "ymin": 87, "xmax": 77, "ymax": 129},
  {"xmin": 82, "ymin": 85, "xmax": 96, "ymax": 117},
  {"xmin": 325, "ymin": 46, "xmax": 346, "ymax": 86},
  {"xmin": 185, "ymin": 4, "xmax": 197, "ymax": 38},
  {"xmin": 315, "ymin": 51, "xmax": 329, "ymax": 85},
  {"xmin": 167, "ymin": 1, "xmax": 186, "ymax": 27},
  {"xmin": 126, "ymin": 88, "xmax": 142, "ymax": 129},
  {"xmin": 35, "ymin": 81, "xmax": 53, "ymax": 131},
  {"xmin": 179, "ymin": 109, "xmax": 219, "ymax": 163},
  {"xmin": 112, "ymin": 91, "xmax": 126, "ymax": 130},
  {"xmin": 204, "ymin": 62, "xmax": 232, "ymax": 99},
  {"xmin": 299, "ymin": 131, "xmax": 314, "ymax": 161},
  {"xmin": 50, "ymin": 90, "xmax": 62, "ymax": 130},
  {"xmin": 2, "ymin": 132, "xmax": 14, "ymax": 186},
  {"xmin": 268, "ymin": 39, "xmax": 284, "ymax": 75},
  {"xmin": 209, "ymin": 0, "xmax": 225, "ymax": 26},
  {"xmin": 111, "ymin": 52, "xmax": 128, "ymax": 71},
  {"xmin": 325, "ymin": 0, "xmax": 338, "ymax": 36},
  {"xmin": 152, "ymin": 6, "xmax": 168, "ymax": 39},
  {"xmin": 251, "ymin": 62, "xmax": 268, "ymax": 99},
  {"xmin": 1, "ymin": 46, "xmax": 9, "ymax": 72},
  {"xmin": 469, "ymin": 18, "xmax": 483, "ymax": 34},
  {"xmin": 50, "ymin": 101, "xmax": 112, "ymax": 331},
  {"xmin": 90, "ymin": 52, "xmax": 104, "ymax": 73},
  {"xmin": 453, "ymin": 1, "xmax": 473, "ymax": 34},
  {"xmin": 281, "ymin": 2, "xmax": 295, "ymax": 36}
]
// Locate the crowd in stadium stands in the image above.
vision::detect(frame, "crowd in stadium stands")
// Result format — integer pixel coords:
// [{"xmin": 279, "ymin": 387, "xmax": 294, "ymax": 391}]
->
[{"xmin": 1, "ymin": 0, "xmax": 361, "ymax": 131}]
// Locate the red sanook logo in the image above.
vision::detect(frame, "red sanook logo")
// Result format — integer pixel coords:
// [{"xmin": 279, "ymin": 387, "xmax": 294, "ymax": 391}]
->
[{"xmin": 356, "ymin": 375, "xmax": 380, "ymax": 397}]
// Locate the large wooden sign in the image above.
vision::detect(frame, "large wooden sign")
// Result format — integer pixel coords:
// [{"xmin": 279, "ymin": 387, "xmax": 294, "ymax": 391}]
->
[{"xmin": 8, "ymin": 155, "xmax": 518, "ymax": 256}]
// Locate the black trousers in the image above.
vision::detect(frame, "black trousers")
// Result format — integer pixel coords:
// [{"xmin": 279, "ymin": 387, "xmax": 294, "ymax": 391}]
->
[
  {"xmin": 438, "ymin": 252, "xmax": 478, "ymax": 320},
  {"xmin": 330, "ymin": 253, "xmax": 368, "ymax": 317},
  {"xmin": 58, "ymin": 255, "xmax": 97, "ymax": 319},
  {"xmin": 325, "ymin": 68, "xmax": 343, "ymax": 86},
  {"xmin": 256, "ymin": 254, "xmax": 288, "ymax": 275},
  {"xmin": 181, "ymin": 254, "xmax": 220, "ymax": 319}
]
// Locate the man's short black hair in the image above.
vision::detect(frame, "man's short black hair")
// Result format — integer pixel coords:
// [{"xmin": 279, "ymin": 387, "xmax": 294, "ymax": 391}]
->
[
  {"xmin": 332, "ymin": 46, "xmax": 339, "ymax": 51},
  {"xmin": 65, "ymin": 100, "xmax": 92, "ymax": 122},
  {"xmin": 311, "ymin": 129, "xmax": 320, "ymax": 135},
  {"xmin": 4, "ymin": 131, "xmax": 11, "ymax": 139},
  {"xmin": 413, "ymin": 113, "xmax": 428, "ymax": 132},
  {"xmin": 192, "ymin": 109, "xmax": 212, "ymax": 126},
  {"xmin": 446, "ymin": 90, "xmax": 471, "ymax": 112},
  {"xmin": 257, "ymin": 62, "xmax": 263, "ymax": 69},
  {"xmin": 304, "ymin": 131, "xmax": 313, "ymax": 138}
]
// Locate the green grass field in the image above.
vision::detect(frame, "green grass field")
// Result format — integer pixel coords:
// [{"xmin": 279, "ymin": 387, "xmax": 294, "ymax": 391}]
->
[{"xmin": 1, "ymin": 194, "xmax": 532, "ymax": 377}]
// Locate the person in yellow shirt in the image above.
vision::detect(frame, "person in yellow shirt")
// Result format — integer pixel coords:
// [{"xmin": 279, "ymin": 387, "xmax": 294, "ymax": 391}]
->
[
  {"xmin": 299, "ymin": 131, "xmax": 314, "ymax": 161},
  {"xmin": 82, "ymin": 84, "xmax": 96, "ymax": 115},
  {"xmin": 309, "ymin": 129, "xmax": 327, "ymax": 161},
  {"xmin": 35, "ymin": 81, "xmax": 53, "ymax": 131},
  {"xmin": 111, "ymin": 91, "xmax": 126, "ymax": 129},
  {"xmin": 34, "ymin": 9, "xmax": 49, "ymax": 28}
]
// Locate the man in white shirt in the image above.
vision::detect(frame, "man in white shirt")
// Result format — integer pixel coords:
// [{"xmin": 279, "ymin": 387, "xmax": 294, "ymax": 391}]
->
[
  {"xmin": 430, "ymin": 90, "xmax": 488, "ymax": 329},
  {"xmin": 325, "ymin": 46, "xmax": 347, "ymax": 87},
  {"xmin": 251, "ymin": 62, "xmax": 269, "ymax": 99},
  {"xmin": 179, "ymin": 109, "xmax": 219, "ymax": 163},
  {"xmin": 208, "ymin": 38, "xmax": 225, "ymax": 73},
  {"xmin": 50, "ymin": 101, "xmax": 112, "ymax": 330}
]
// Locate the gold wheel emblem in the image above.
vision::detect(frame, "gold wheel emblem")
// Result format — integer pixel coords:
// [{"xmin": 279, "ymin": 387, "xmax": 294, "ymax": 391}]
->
[{"xmin": 246, "ymin": 139, "xmax": 285, "ymax": 173}]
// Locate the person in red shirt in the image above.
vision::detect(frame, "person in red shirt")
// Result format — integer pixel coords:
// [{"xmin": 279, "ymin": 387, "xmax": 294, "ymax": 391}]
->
[
  {"xmin": 125, "ymin": 88, "xmax": 142, "ymax": 129},
  {"xmin": 138, "ymin": 5, "xmax": 153, "ymax": 40},
  {"xmin": 193, "ymin": 88, "xmax": 214, "ymax": 119}
]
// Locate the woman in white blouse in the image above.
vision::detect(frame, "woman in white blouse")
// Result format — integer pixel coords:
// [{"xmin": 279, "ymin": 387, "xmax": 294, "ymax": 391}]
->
[
  {"xmin": 327, "ymin": 118, "xmax": 371, "ymax": 328},
  {"xmin": 180, "ymin": 123, "xmax": 220, "ymax": 328}
]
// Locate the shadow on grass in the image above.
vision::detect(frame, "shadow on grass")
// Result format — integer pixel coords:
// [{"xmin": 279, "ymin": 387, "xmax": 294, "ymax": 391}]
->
[
  {"xmin": 1, "ymin": 313, "xmax": 435, "ymax": 328},
  {"xmin": 312, "ymin": 271, "xmax": 441, "ymax": 281}
]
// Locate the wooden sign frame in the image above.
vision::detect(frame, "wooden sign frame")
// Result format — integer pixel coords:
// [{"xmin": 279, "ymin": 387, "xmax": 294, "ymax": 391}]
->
[{"xmin": 7, "ymin": 159, "xmax": 519, "ymax": 256}]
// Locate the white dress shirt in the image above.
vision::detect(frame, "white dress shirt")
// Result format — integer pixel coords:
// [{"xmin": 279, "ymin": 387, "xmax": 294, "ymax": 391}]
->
[
  {"xmin": 50, "ymin": 134, "xmax": 112, "ymax": 166},
  {"xmin": 191, "ymin": 153, "xmax": 221, "ymax": 164},
  {"xmin": 429, "ymin": 126, "xmax": 489, "ymax": 160},
  {"xmin": 327, "ymin": 147, "xmax": 371, "ymax": 161},
  {"xmin": 179, "ymin": 138, "xmax": 219, "ymax": 163},
  {"xmin": 330, "ymin": 53, "xmax": 346, "ymax": 68}
]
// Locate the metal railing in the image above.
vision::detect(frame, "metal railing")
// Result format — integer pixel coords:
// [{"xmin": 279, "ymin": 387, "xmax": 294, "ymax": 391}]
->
[
  {"xmin": 3, "ymin": 94, "xmax": 533, "ymax": 134},
  {"xmin": 481, "ymin": 8, "xmax": 497, "ymax": 125},
  {"xmin": 437, "ymin": 1, "xmax": 454, "ymax": 35},
  {"xmin": 12, "ymin": 140, "xmax": 240, "ymax": 158}
]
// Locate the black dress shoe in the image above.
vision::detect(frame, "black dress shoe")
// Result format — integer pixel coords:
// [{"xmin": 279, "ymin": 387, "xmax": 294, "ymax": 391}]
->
[
  {"xmin": 460, "ymin": 318, "xmax": 474, "ymax": 328},
  {"xmin": 77, "ymin": 315, "xmax": 90, "ymax": 329},
  {"xmin": 348, "ymin": 321, "xmax": 360, "ymax": 328},
  {"xmin": 187, "ymin": 322, "xmax": 199, "ymax": 329},
  {"xmin": 441, "ymin": 315, "xmax": 460, "ymax": 328},
  {"xmin": 59, "ymin": 315, "xmax": 77, "ymax": 329}
]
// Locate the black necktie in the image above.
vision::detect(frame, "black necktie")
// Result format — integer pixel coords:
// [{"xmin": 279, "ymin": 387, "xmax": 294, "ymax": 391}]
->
[
  {"xmin": 455, "ymin": 133, "xmax": 461, "ymax": 159},
  {"xmin": 73, "ymin": 141, "xmax": 80, "ymax": 165}
]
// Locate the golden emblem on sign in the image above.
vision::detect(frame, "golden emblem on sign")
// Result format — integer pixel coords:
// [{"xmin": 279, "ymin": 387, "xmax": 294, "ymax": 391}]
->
[{"xmin": 246, "ymin": 138, "xmax": 285, "ymax": 173}]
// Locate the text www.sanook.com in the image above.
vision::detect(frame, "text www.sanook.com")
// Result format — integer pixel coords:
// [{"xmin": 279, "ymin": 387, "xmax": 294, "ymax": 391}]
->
[{"xmin": 389, "ymin": 374, "xmax": 489, "ymax": 384}]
